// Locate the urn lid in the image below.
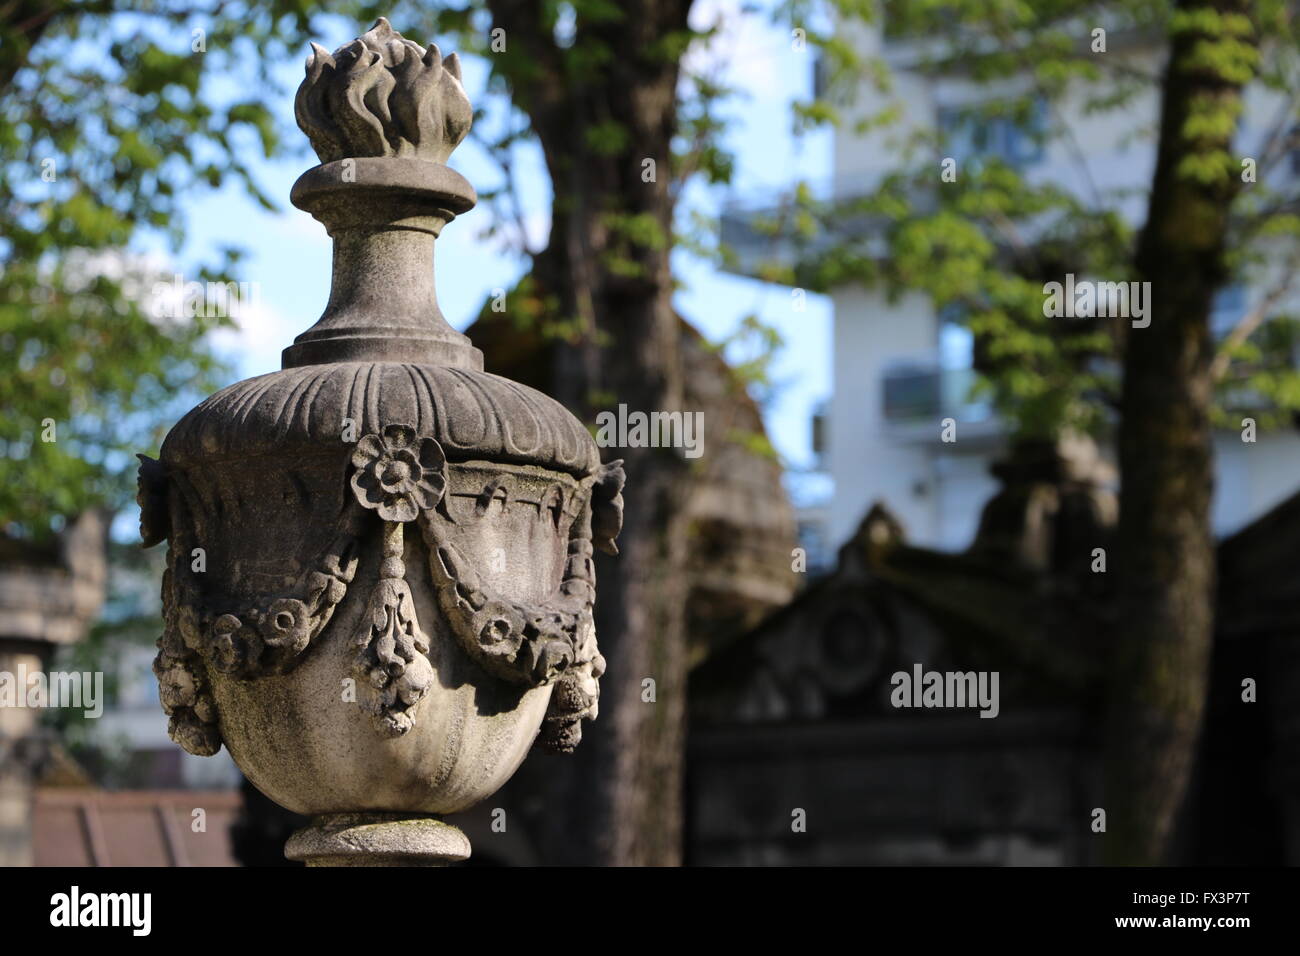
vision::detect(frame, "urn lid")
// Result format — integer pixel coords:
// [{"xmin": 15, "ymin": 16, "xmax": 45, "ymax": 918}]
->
[
  {"xmin": 160, "ymin": 361, "xmax": 601, "ymax": 478},
  {"xmin": 159, "ymin": 20, "xmax": 600, "ymax": 479}
]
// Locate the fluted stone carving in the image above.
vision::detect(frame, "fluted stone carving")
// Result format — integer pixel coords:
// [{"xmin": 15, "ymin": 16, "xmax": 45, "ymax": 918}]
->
[{"xmin": 139, "ymin": 18, "xmax": 623, "ymax": 865}]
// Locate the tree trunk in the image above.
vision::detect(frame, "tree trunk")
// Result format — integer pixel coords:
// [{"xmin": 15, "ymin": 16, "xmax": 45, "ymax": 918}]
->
[
  {"xmin": 0, "ymin": 1, "xmax": 58, "ymax": 89},
  {"xmin": 486, "ymin": 0, "xmax": 693, "ymax": 865},
  {"xmin": 1107, "ymin": 0, "xmax": 1257, "ymax": 865}
]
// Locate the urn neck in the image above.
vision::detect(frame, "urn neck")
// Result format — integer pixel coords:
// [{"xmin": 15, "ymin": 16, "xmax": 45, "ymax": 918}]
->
[{"xmin": 282, "ymin": 157, "xmax": 481, "ymax": 370}]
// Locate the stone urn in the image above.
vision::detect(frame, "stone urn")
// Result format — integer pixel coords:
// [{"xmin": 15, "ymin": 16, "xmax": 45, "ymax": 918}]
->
[{"xmin": 137, "ymin": 17, "xmax": 624, "ymax": 865}]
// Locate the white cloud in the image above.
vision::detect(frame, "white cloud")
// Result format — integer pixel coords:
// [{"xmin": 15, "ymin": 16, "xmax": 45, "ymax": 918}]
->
[
  {"xmin": 688, "ymin": 0, "xmax": 806, "ymax": 104},
  {"xmin": 198, "ymin": 287, "xmax": 300, "ymax": 378}
]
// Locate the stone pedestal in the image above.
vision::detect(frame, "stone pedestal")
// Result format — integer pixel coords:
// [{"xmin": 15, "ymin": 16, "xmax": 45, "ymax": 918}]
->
[
  {"xmin": 285, "ymin": 812, "xmax": 471, "ymax": 867},
  {"xmin": 0, "ymin": 646, "xmax": 44, "ymax": 867},
  {"xmin": 0, "ymin": 512, "xmax": 106, "ymax": 866}
]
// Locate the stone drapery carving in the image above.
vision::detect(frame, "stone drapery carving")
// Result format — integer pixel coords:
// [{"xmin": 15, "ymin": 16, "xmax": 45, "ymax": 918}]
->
[
  {"xmin": 148, "ymin": 468, "xmax": 362, "ymax": 756},
  {"xmin": 143, "ymin": 429, "xmax": 624, "ymax": 755},
  {"xmin": 419, "ymin": 457, "xmax": 625, "ymax": 752},
  {"xmin": 352, "ymin": 518, "xmax": 432, "ymax": 737}
]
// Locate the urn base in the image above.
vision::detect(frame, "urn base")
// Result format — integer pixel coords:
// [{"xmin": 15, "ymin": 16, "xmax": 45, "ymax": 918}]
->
[{"xmin": 284, "ymin": 812, "xmax": 471, "ymax": 867}]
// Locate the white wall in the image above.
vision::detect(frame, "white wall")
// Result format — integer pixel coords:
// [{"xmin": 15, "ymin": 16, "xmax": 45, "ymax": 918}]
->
[
  {"xmin": 828, "ymin": 284, "xmax": 1005, "ymax": 549},
  {"xmin": 1214, "ymin": 432, "xmax": 1300, "ymax": 536},
  {"xmin": 829, "ymin": 285, "xmax": 930, "ymax": 545}
]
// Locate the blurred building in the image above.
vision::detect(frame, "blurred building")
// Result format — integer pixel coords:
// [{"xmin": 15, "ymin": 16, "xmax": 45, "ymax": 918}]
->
[
  {"xmin": 32, "ymin": 789, "xmax": 240, "ymax": 866},
  {"xmin": 723, "ymin": 13, "xmax": 1300, "ymax": 554},
  {"xmin": 24, "ymin": 539, "xmax": 243, "ymax": 865},
  {"xmin": 0, "ymin": 513, "xmax": 106, "ymax": 866},
  {"xmin": 686, "ymin": 440, "xmax": 1298, "ymax": 865},
  {"xmin": 690, "ymin": 10, "xmax": 1300, "ymax": 867}
]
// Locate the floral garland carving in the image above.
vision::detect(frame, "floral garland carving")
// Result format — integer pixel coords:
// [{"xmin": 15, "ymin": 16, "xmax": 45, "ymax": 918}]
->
[
  {"xmin": 141, "ymin": 454, "xmax": 362, "ymax": 756},
  {"xmin": 416, "ymin": 457, "xmax": 624, "ymax": 753},
  {"xmin": 153, "ymin": 529, "xmax": 360, "ymax": 755},
  {"xmin": 153, "ymin": 547, "xmax": 222, "ymax": 757},
  {"xmin": 542, "ymin": 456, "xmax": 623, "ymax": 752},
  {"xmin": 144, "ymin": 422, "xmax": 624, "ymax": 755},
  {"xmin": 346, "ymin": 424, "xmax": 626, "ymax": 751},
  {"xmin": 345, "ymin": 421, "xmax": 622, "ymax": 746}
]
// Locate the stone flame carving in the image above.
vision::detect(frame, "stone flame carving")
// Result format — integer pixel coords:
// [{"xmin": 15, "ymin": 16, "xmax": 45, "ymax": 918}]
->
[{"xmin": 295, "ymin": 17, "xmax": 472, "ymax": 164}]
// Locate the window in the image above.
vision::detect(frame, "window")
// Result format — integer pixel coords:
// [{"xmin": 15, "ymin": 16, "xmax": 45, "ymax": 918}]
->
[
  {"xmin": 883, "ymin": 365, "xmax": 942, "ymax": 422},
  {"xmin": 810, "ymin": 401, "xmax": 827, "ymax": 468},
  {"xmin": 813, "ymin": 53, "xmax": 829, "ymax": 100},
  {"xmin": 937, "ymin": 98, "xmax": 1047, "ymax": 169}
]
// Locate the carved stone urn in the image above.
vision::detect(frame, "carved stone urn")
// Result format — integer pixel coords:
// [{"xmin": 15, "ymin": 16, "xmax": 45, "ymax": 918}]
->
[{"xmin": 137, "ymin": 17, "xmax": 624, "ymax": 866}]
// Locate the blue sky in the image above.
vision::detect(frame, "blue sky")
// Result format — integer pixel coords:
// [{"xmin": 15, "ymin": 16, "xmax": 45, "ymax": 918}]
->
[{"xmin": 149, "ymin": 1, "xmax": 834, "ymax": 506}]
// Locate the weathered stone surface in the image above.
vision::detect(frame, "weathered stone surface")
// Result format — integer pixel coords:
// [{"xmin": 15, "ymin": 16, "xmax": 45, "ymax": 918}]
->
[
  {"xmin": 0, "ymin": 512, "xmax": 107, "ymax": 866},
  {"xmin": 285, "ymin": 812, "xmax": 471, "ymax": 866},
  {"xmin": 141, "ymin": 17, "xmax": 623, "ymax": 864},
  {"xmin": 159, "ymin": 362, "xmax": 600, "ymax": 477},
  {"xmin": 0, "ymin": 512, "xmax": 107, "ymax": 646}
]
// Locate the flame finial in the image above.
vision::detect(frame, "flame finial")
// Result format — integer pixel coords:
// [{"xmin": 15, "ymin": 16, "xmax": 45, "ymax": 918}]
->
[{"xmin": 294, "ymin": 17, "xmax": 472, "ymax": 164}]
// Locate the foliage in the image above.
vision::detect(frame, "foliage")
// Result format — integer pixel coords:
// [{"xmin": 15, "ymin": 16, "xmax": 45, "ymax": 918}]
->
[
  {"xmin": 768, "ymin": 0, "xmax": 1300, "ymax": 440},
  {"xmin": 0, "ymin": 0, "xmax": 782, "ymax": 538},
  {"xmin": 0, "ymin": 1, "xmax": 400, "ymax": 538}
]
